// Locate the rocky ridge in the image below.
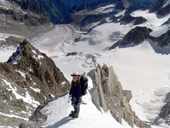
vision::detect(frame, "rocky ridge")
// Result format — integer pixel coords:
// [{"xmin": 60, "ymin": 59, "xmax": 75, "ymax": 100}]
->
[
  {"xmin": 0, "ymin": 38, "xmax": 70, "ymax": 127},
  {"xmin": 88, "ymin": 65, "xmax": 150, "ymax": 128},
  {"xmin": 109, "ymin": 26, "xmax": 152, "ymax": 49},
  {"xmin": 0, "ymin": 0, "xmax": 51, "ymax": 36}
]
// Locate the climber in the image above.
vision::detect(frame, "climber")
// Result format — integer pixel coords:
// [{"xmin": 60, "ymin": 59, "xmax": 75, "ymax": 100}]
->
[{"xmin": 69, "ymin": 72, "xmax": 82, "ymax": 118}]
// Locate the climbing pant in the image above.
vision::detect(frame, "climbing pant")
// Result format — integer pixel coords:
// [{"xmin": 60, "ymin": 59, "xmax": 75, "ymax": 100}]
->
[{"xmin": 71, "ymin": 96, "xmax": 81, "ymax": 117}]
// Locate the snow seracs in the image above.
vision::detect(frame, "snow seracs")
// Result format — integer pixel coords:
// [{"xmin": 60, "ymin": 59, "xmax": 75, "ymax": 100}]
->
[{"xmin": 0, "ymin": 38, "xmax": 70, "ymax": 127}]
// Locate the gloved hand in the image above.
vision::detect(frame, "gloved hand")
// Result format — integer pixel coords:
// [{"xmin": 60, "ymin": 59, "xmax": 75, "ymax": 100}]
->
[{"xmin": 75, "ymin": 101, "xmax": 79, "ymax": 105}]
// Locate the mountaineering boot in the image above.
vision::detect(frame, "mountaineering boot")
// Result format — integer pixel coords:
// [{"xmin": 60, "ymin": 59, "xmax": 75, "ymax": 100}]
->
[
  {"xmin": 69, "ymin": 111, "xmax": 74, "ymax": 116},
  {"xmin": 70, "ymin": 113, "xmax": 78, "ymax": 118},
  {"xmin": 69, "ymin": 111, "xmax": 74, "ymax": 117}
]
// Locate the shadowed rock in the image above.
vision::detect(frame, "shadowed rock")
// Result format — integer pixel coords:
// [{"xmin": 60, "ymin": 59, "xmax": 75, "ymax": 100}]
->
[
  {"xmin": 155, "ymin": 92, "xmax": 170, "ymax": 125},
  {"xmin": 150, "ymin": 0, "xmax": 170, "ymax": 16},
  {"xmin": 120, "ymin": 14, "xmax": 147, "ymax": 25},
  {"xmin": 109, "ymin": 26, "xmax": 152, "ymax": 50},
  {"xmin": 163, "ymin": 18, "xmax": 170, "ymax": 25},
  {"xmin": 151, "ymin": 30, "xmax": 170, "ymax": 48}
]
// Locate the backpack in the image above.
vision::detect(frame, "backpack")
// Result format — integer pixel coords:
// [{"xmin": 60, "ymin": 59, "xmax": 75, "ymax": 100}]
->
[{"xmin": 80, "ymin": 74, "xmax": 88, "ymax": 95}]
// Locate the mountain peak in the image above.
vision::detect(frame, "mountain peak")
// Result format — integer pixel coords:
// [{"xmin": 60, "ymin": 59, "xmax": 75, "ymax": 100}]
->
[{"xmin": 0, "ymin": 38, "xmax": 70, "ymax": 127}]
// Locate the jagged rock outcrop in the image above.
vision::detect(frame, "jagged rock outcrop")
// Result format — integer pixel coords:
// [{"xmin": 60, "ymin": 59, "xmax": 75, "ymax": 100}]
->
[
  {"xmin": 150, "ymin": 0, "xmax": 170, "ymax": 16},
  {"xmin": 155, "ymin": 92, "xmax": 170, "ymax": 125},
  {"xmin": 88, "ymin": 64, "xmax": 150, "ymax": 128},
  {"xmin": 109, "ymin": 26, "xmax": 152, "ymax": 49},
  {"xmin": 151, "ymin": 30, "xmax": 170, "ymax": 47},
  {"xmin": 156, "ymin": 30, "xmax": 170, "ymax": 47},
  {"xmin": 0, "ymin": 38, "xmax": 70, "ymax": 127},
  {"xmin": 1, "ymin": 0, "xmax": 50, "ymax": 26},
  {"xmin": 157, "ymin": 4, "xmax": 170, "ymax": 16},
  {"xmin": 163, "ymin": 18, "xmax": 170, "ymax": 25},
  {"xmin": 72, "ymin": 5, "xmax": 117, "ymax": 32},
  {"xmin": 0, "ymin": 0, "xmax": 52, "ymax": 37},
  {"xmin": 120, "ymin": 14, "xmax": 147, "ymax": 25},
  {"xmin": 0, "ymin": 1, "xmax": 52, "ymax": 37},
  {"xmin": 149, "ymin": 0, "xmax": 164, "ymax": 13},
  {"xmin": 80, "ymin": 13, "xmax": 112, "ymax": 31},
  {"xmin": 8, "ymin": 39, "xmax": 70, "ymax": 96}
]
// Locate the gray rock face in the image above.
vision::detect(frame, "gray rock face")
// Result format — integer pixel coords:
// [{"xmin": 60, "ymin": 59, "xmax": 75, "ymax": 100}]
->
[
  {"xmin": 149, "ymin": 0, "xmax": 165, "ymax": 13},
  {"xmin": 157, "ymin": 4, "xmax": 170, "ymax": 16},
  {"xmin": 1, "ymin": 0, "xmax": 50, "ymax": 26},
  {"xmin": 150, "ymin": 0, "xmax": 170, "ymax": 16},
  {"xmin": 163, "ymin": 18, "xmax": 170, "ymax": 25},
  {"xmin": 80, "ymin": 13, "xmax": 112, "ymax": 31},
  {"xmin": 120, "ymin": 14, "xmax": 147, "ymax": 25},
  {"xmin": 153, "ymin": 30, "xmax": 170, "ymax": 48},
  {"xmin": 88, "ymin": 64, "xmax": 150, "ymax": 128},
  {"xmin": 109, "ymin": 26, "xmax": 152, "ymax": 49},
  {"xmin": 0, "ymin": 38, "xmax": 70, "ymax": 127},
  {"xmin": 0, "ymin": 1, "xmax": 51, "ymax": 36},
  {"xmin": 19, "ymin": 121, "xmax": 39, "ymax": 128},
  {"xmin": 155, "ymin": 92, "xmax": 170, "ymax": 125}
]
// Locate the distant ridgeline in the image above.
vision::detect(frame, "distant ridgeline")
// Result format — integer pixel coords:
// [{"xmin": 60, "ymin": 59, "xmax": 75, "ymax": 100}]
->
[{"xmin": 18, "ymin": 0, "xmax": 158, "ymax": 24}]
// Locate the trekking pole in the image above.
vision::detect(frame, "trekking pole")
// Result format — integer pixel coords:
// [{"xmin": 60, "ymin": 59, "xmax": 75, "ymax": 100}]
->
[{"xmin": 68, "ymin": 95, "xmax": 71, "ymax": 103}]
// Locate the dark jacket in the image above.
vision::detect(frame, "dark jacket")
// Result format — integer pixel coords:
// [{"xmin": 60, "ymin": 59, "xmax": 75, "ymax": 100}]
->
[
  {"xmin": 81, "ymin": 84, "xmax": 88, "ymax": 95},
  {"xmin": 80, "ymin": 75, "xmax": 88, "ymax": 95},
  {"xmin": 69, "ymin": 82, "xmax": 82, "ymax": 104}
]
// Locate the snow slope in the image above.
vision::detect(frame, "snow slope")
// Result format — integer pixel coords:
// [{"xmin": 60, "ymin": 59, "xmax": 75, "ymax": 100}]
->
[
  {"xmin": 30, "ymin": 25, "xmax": 80, "ymax": 58},
  {"xmin": 29, "ymin": 8, "xmax": 170, "ymax": 127},
  {"xmin": 42, "ymin": 80, "xmax": 135, "ymax": 128},
  {"xmin": 131, "ymin": 10, "xmax": 170, "ymax": 27}
]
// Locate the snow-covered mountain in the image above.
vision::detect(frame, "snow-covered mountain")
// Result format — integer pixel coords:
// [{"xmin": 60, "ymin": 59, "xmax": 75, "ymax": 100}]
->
[
  {"xmin": 28, "ymin": 2, "xmax": 170, "ymax": 128},
  {"xmin": 0, "ymin": 0, "xmax": 51, "ymax": 37},
  {"xmin": 10, "ymin": 0, "xmax": 159, "ymax": 24},
  {"xmin": 0, "ymin": 0, "xmax": 170, "ymax": 128}
]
